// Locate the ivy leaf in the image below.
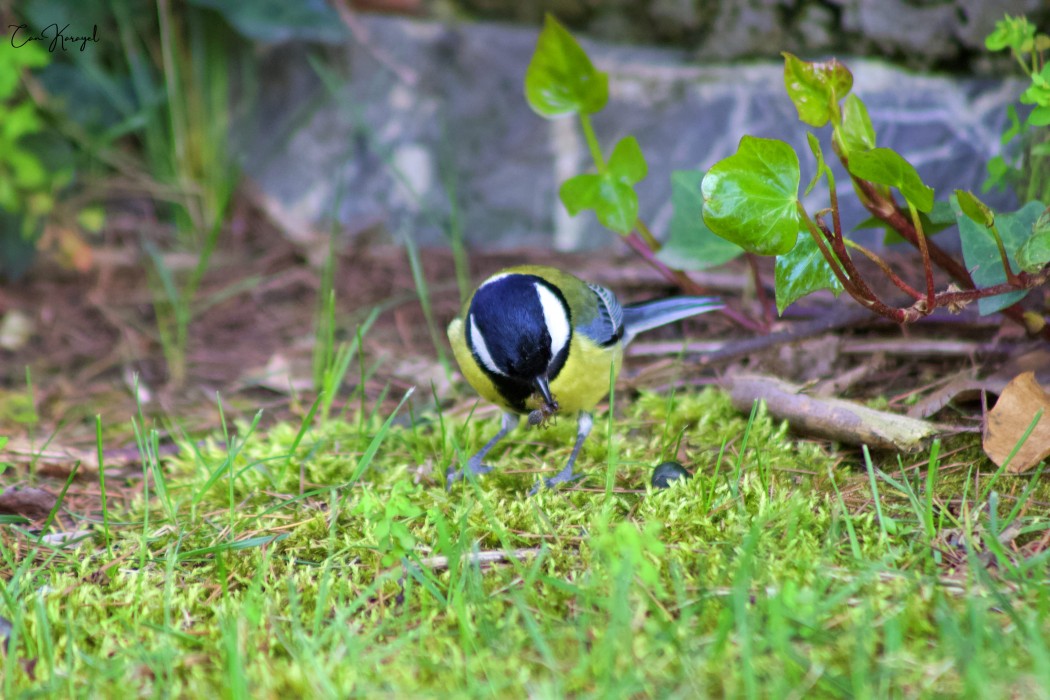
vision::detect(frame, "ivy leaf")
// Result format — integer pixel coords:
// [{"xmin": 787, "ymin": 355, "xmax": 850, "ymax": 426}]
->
[
  {"xmin": 774, "ymin": 227, "xmax": 844, "ymax": 314},
  {"xmin": 1021, "ymin": 65, "xmax": 1050, "ymax": 108},
  {"xmin": 701, "ymin": 136, "xmax": 801, "ymax": 256},
  {"xmin": 1001, "ymin": 105, "xmax": 1023, "ymax": 145},
  {"xmin": 0, "ymin": 40, "xmax": 49, "ymax": 100},
  {"xmin": 985, "ymin": 15, "xmax": 1036, "ymax": 52},
  {"xmin": 804, "ymin": 133, "xmax": 826, "ymax": 196},
  {"xmin": 839, "ymin": 94, "xmax": 876, "ymax": 153},
  {"xmin": 955, "ymin": 189, "xmax": 995, "ymax": 227},
  {"xmin": 1029, "ymin": 106, "xmax": 1050, "ymax": 126},
  {"xmin": 954, "ymin": 197, "xmax": 1044, "ymax": 315},
  {"xmin": 1016, "ymin": 207, "xmax": 1050, "ymax": 273},
  {"xmin": 525, "ymin": 14, "xmax": 608, "ymax": 118},
  {"xmin": 983, "ymin": 155, "xmax": 1018, "ymax": 194},
  {"xmin": 1, "ymin": 102, "xmax": 44, "ymax": 143},
  {"xmin": 656, "ymin": 170, "xmax": 743, "ymax": 271},
  {"xmin": 560, "ymin": 175, "xmax": 636, "ymax": 234},
  {"xmin": 875, "ymin": 200, "xmax": 955, "ymax": 245},
  {"xmin": 559, "ymin": 136, "xmax": 646, "ymax": 235},
  {"xmin": 782, "ymin": 52, "xmax": 853, "ymax": 128},
  {"xmin": 607, "ymin": 136, "xmax": 647, "ymax": 184},
  {"xmin": 560, "ymin": 174, "xmax": 630, "ymax": 233},
  {"xmin": 849, "ymin": 148, "xmax": 934, "ymax": 212}
]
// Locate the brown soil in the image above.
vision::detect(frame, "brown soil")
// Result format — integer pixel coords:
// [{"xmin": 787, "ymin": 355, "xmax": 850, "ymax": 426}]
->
[{"xmin": 0, "ymin": 197, "xmax": 1043, "ymax": 468}]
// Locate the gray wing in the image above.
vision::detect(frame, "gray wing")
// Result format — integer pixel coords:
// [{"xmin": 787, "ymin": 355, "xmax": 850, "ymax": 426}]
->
[{"xmin": 576, "ymin": 283, "xmax": 625, "ymax": 347}]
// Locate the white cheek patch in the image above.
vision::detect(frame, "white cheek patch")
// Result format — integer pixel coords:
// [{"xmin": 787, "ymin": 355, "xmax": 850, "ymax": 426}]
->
[
  {"xmin": 469, "ymin": 314, "xmax": 505, "ymax": 376},
  {"xmin": 535, "ymin": 283, "xmax": 570, "ymax": 363}
]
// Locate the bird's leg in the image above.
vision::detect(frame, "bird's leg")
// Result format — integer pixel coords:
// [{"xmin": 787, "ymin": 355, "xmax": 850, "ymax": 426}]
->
[
  {"xmin": 530, "ymin": 411, "xmax": 593, "ymax": 494},
  {"xmin": 447, "ymin": 411, "xmax": 518, "ymax": 488}
]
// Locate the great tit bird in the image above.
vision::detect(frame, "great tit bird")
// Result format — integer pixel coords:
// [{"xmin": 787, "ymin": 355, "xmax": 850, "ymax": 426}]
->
[{"xmin": 447, "ymin": 265, "xmax": 722, "ymax": 492}]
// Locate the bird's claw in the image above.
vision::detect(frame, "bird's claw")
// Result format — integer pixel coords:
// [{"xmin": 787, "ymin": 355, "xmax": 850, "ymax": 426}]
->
[
  {"xmin": 445, "ymin": 459, "xmax": 493, "ymax": 490},
  {"xmin": 528, "ymin": 470, "xmax": 587, "ymax": 496}
]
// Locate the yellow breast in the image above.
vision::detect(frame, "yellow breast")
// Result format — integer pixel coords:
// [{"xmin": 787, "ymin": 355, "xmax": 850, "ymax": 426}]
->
[
  {"xmin": 447, "ymin": 318, "xmax": 622, "ymax": 415},
  {"xmin": 546, "ymin": 334, "xmax": 622, "ymax": 413}
]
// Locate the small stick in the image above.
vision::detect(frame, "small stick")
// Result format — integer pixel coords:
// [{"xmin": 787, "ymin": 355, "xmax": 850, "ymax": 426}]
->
[{"xmin": 417, "ymin": 548, "xmax": 541, "ymax": 571}]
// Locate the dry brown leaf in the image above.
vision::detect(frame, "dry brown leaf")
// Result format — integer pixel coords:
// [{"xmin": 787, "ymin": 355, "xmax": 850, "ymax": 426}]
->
[
  {"xmin": 983, "ymin": 371, "xmax": 1050, "ymax": 473},
  {"xmin": 0, "ymin": 487, "xmax": 57, "ymax": 521},
  {"xmin": 909, "ymin": 349, "xmax": 1050, "ymax": 419}
]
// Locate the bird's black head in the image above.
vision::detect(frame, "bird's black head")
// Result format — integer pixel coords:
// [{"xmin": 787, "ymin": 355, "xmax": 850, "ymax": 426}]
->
[{"xmin": 466, "ymin": 273, "xmax": 572, "ymax": 409}]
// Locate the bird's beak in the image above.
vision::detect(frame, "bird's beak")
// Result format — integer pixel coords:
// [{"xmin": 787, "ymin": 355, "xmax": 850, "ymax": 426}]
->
[{"xmin": 533, "ymin": 375, "xmax": 558, "ymax": 411}]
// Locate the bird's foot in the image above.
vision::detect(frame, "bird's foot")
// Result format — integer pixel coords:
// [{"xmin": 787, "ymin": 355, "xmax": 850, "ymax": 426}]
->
[
  {"xmin": 445, "ymin": 457, "xmax": 493, "ymax": 490},
  {"xmin": 528, "ymin": 469, "xmax": 587, "ymax": 496}
]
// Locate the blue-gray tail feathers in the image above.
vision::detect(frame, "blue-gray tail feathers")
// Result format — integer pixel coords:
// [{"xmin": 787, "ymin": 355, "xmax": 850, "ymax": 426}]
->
[{"xmin": 621, "ymin": 296, "xmax": 722, "ymax": 345}]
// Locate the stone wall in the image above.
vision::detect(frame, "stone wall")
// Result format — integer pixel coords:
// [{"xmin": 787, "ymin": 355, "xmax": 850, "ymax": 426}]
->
[
  {"xmin": 455, "ymin": 0, "xmax": 1049, "ymax": 72},
  {"xmin": 237, "ymin": 14, "xmax": 1026, "ymax": 252}
]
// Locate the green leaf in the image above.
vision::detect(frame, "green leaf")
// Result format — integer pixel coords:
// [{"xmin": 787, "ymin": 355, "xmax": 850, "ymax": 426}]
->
[
  {"xmin": 849, "ymin": 148, "xmax": 934, "ymax": 212},
  {"xmin": 77, "ymin": 205, "xmax": 106, "ymax": 234},
  {"xmin": 0, "ymin": 41, "xmax": 49, "ymax": 100},
  {"xmin": 187, "ymin": 0, "xmax": 346, "ymax": 42},
  {"xmin": 525, "ymin": 14, "xmax": 608, "ymax": 118},
  {"xmin": 1001, "ymin": 105, "xmax": 1023, "ymax": 145},
  {"xmin": 955, "ymin": 189, "xmax": 995, "ymax": 227},
  {"xmin": 8, "ymin": 150, "xmax": 47, "ymax": 189},
  {"xmin": 985, "ymin": 15, "xmax": 1036, "ymax": 52},
  {"xmin": 954, "ymin": 197, "xmax": 1044, "ymax": 314},
  {"xmin": 558, "ymin": 136, "xmax": 646, "ymax": 235},
  {"xmin": 871, "ymin": 200, "xmax": 955, "ymax": 245},
  {"xmin": 804, "ymin": 132, "xmax": 826, "ymax": 196},
  {"xmin": 983, "ymin": 155, "xmax": 1017, "ymax": 194},
  {"xmin": 839, "ymin": 94, "xmax": 876, "ymax": 153},
  {"xmin": 1, "ymin": 102, "xmax": 44, "ymax": 143},
  {"xmin": 1016, "ymin": 207, "xmax": 1050, "ymax": 273},
  {"xmin": 559, "ymin": 173, "xmax": 637, "ymax": 235},
  {"xmin": 701, "ymin": 136, "xmax": 801, "ymax": 256},
  {"xmin": 1029, "ymin": 106, "xmax": 1050, "ymax": 127},
  {"xmin": 1021, "ymin": 66, "xmax": 1050, "ymax": 107},
  {"xmin": 607, "ymin": 136, "xmax": 647, "ymax": 184},
  {"xmin": 774, "ymin": 228, "xmax": 844, "ymax": 314},
  {"xmin": 782, "ymin": 52, "xmax": 853, "ymax": 128},
  {"xmin": 656, "ymin": 170, "xmax": 743, "ymax": 271}
]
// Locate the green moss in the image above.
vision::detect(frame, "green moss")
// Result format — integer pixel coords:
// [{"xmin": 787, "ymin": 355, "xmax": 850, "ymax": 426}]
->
[{"xmin": 3, "ymin": 387, "xmax": 1049, "ymax": 697}]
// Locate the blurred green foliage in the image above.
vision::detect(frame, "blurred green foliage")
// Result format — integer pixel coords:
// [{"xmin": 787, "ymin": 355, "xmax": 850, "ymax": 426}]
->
[
  {"xmin": 0, "ymin": 37, "xmax": 57, "ymax": 278},
  {"xmin": 984, "ymin": 14, "xmax": 1050, "ymax": 204}
]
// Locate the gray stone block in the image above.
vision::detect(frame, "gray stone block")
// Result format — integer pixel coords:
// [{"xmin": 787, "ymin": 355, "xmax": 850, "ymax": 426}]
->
[{"xmin": 236, "ymin": 15, "xmax": 1024, "ymax": 254}]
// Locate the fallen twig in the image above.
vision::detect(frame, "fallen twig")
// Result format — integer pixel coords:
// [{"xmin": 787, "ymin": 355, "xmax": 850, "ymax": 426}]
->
[
  {"xmin": 417, "ymin": 548, "xmax": 541, "ymax": 571},
  {"xmin": 723, "ymin": 373, "xmax": 944, "ymax": 452}
]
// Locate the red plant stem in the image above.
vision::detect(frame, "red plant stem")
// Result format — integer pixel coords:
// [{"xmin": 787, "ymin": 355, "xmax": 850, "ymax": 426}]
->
[
  {"xmin": 909, "ymin": 206, "xmax": 937, "ymax": 310},
  {"xmin": 622, "ymin": 232, "xmax": 765, "ymax": 333},
  {"xmin": 990, "ymin": 223, "xmax": 1021, "ymax": 286},
  {"xmin": 797, "ymin": 205, "xmax": 873, "ymax": 308},
  {"xmin": 846, "ymin": 241, "xmax": 925, "ymax": 300},
  {"xmin": 852, "ymin": 177, "xmax": 1050, "ymax": 339},
  {"xmin": 814, "ymin": 213, "xmax": 880, "ymax": 305},
  {"xmin": 801, "ymin": 204, "xmax": 1050, "ymax": 325},
  {"xmin": 853, "ymin": 179, "xmax": 973, "ymax": 285},
  {"xmin": 828, "ymin": 171, "xmax": 845, "ymax": 243},
  {"xmin": 932, "ymin": 270, "xmax": 1050, "ymax": 306},
  {"xmin": 746, "ymin": 253, "xmax": 775, "ymax": 327}
]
